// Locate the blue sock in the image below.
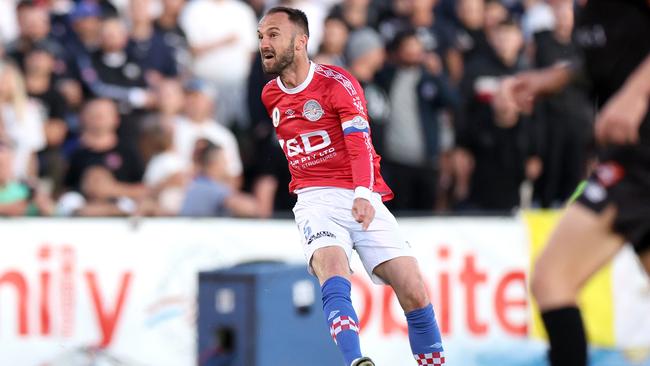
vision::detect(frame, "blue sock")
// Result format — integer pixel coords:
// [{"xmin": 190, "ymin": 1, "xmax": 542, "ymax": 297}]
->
[
  {"xmin": 321, "ymin": 276, "xmax": 362, "ymax": 365},
  {"xmin": 406, "ymin": 304, "xmax": 445, "ymax": 365}
]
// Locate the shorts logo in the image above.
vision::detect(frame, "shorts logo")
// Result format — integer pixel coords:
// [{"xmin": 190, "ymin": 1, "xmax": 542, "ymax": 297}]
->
[
  {"xmin": 595, "ymin": 162, "xmax": 624, "ymax": 188},
  {"xmin": 272, "ymin": 107, "xmax": 280, "ymax": 127},
  {"xmin": 307, "ymin": 231, "xmax": 336, "ymax": 245},
  {"xmin": 303, "ymin": 99, "xmax": 324, "ymax": 121},
  {"xmin": 584, "ymin": 181, "xmax": 606, "ymax": 203},
  {"xmin": 303, "ymin": 221, "xmax": 312, "ymax": 240}
]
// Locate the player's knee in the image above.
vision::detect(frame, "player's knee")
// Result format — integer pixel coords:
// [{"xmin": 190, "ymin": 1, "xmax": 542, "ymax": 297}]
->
[
  {"xmin": 531, "ymin": 263, "xmax": 575, "ymax": 308},
  {"xmin": 311, "ymin": 246, "xmax": 350, "ymax": 282},
  {"xmin": 398, "ymin": 281, "xmax": 430, "ymax": 312}
]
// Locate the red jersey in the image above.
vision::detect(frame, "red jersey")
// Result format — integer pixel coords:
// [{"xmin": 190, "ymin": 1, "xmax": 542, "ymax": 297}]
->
[{"xmin": 261, "ymin": 62, "xmax": 393, "ymax": 201}]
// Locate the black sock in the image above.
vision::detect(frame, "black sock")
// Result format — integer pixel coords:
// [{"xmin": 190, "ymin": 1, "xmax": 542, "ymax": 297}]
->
[{"xmin": 541, "ymin": 306, "xmax": 588, "ymax": 366}]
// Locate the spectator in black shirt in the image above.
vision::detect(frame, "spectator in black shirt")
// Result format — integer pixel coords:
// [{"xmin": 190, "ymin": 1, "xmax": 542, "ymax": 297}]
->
[
  {"xmin": 127, "ymin": 0, "xmax": 179, "ymax": 84},
  {"xmin": 457, "ymin": 18, "xmax": 526, "ymax": 147},
  {"xmin": 24, "ymin": 43, "xmax": 70, "ymax": 194},
  {"xmin": 7, "ymin": 1, "xmax": 65, "ymax": 70},
  {"xmin": 445, "ymin": 0, "xmax": 491, "ymax": 84},
  {"xmin": 453, "ymin": 77, "xmax": 541, "ymax": 211},
  {"xmin": 154, "ymin": 0, "xmax": 190, "ymax": 75},
  {"xmin": 244, "ymin": 56, "xmax": 293, "ymax": 213},
  {"xmin": 64, "ymin": 98, "xmax": 145, "ymax": 200},
  {"xmin": 56, "ymin": 1, "xmax": 104, "ymax": 113},
  {"xmin": 76, "ymin": 17, "xmax": 155, "ymax": 114},
  {"xmin": 328, "ymin": 0, "xmax": 382, "ymax": 30},
  {"xmin": 532, "ymin": 2, "xmax": 593, "ymax": 207}
]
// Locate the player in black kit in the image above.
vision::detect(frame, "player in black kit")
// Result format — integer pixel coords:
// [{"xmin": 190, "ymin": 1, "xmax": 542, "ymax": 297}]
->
[{"xmin": 506, "ymin": 0, "xmax": 650, "ymax": 365}]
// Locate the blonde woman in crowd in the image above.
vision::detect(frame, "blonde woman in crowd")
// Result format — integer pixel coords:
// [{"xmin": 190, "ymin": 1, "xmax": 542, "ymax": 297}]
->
[{"xmin": 0, "ymin": 61, "xmax": 46, "ymax": 180}]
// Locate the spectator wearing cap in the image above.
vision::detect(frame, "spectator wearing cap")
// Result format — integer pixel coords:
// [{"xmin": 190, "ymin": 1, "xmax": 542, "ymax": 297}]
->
[
  {"xmin": 24, "ymin": 42, "xmax": 70, "ymax": 194},
  {"xmin": 173, "ymin": 79, "xmax": 243, "ymax": 189},
  {"xmin": 127, "ymin": 0, "xmax": 179, "ymax": 84},
  {"xmin": 179, "ymin": 0, "xmax": 258, "ymax": 127},
  {"xmin": 64, "ymin": 1, "xmax": 104, "ymax": 57},
  {"xmin": 345, "ymin": 28, "xmax": 390, "ymax": 155},
  {"xmin": 179, "ymin": 140, "xmax": 271, "ymax": 218},
  {"xmin": 0, "ymin": 62, "xmax": 46, "ymax": 180},
  {"xmin": 55, "ymin": 1, "xmax": 104, "ymax": 112},
  {"xmin": 374, "ymin": 30, "xmax": 459, "ymax": 211},
  {"xmin": 313, "ymin": 16, "xmax": 349, "ymax": 68},
  {"xmin": 0, "ymin": 136, "xmax": 53, "ymax": 216}
]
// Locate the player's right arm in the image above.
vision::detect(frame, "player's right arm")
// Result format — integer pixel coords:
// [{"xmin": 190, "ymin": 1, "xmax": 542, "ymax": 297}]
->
[
  {"xmin": 595, "ymin": 54, "xmax": 650, "ymax": 145},
  {"xmin": 507, "ymin": 62, "xmax": 575, "ymax": 114}
]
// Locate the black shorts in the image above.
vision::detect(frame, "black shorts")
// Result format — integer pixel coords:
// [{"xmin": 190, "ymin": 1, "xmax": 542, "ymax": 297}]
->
[{"xmin": 576, "ymin": 144, "xmax": 650, "ymax": 254}]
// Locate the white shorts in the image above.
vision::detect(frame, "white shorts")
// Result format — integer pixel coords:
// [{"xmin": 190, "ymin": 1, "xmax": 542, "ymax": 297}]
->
[{"xmin": 292, "ymin": 187, "xmax": 413, "ymax": 284}]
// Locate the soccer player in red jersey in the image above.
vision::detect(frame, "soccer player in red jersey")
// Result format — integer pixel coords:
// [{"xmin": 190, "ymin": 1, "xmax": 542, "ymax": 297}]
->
[{"xmin": 258, "ymin": 7, "xmax": 444, "ymax": 366}]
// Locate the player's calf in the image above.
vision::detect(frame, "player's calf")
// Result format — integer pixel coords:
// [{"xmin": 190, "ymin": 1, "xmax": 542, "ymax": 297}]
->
[
  {"xmin": 406, "ymin": 303, "xmax": 445, "ymax": 365},
  {"xmin": 321, "ymin": 276, "xmax": 365, "ymax": 366}
]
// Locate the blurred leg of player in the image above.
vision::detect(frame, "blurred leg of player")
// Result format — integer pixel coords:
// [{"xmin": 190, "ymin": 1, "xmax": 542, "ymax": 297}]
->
[
  {"xmin": 311, "ymin": 247, "xmax": 368, "ymax": 366},
  {"xmin": 531, "ymin": 203, "xmax": 624, "ymax": 366},
  {"xmin": 374, "ymin": 257, "xmax": 445, "ymax": 365}
]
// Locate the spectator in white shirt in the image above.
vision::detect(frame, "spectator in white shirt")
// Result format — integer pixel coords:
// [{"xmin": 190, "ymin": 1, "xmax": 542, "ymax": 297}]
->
[
  {"xmin": 173, "ymin": 79, "xmax": 243, "ymax": 188},
  {"xmin": 0, "ymin": 62, "xmax": 46, "ymax": 179},
  {"xmin": 140, "ymin": 114, "xmax": 187, "ymax": 215},
  {"xmin": 179, "ymin": 0, "xmax": 258, "ymax": 127}
]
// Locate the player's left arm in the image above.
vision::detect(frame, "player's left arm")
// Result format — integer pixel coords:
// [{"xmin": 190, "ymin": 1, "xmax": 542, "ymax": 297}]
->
[
  {"xmin": 333, "ymin": 76, "xmax": 376, "ymax": 230},
  {"xmin": 595, "ymin": 53, "xmax": 650, "ymax": 145}
]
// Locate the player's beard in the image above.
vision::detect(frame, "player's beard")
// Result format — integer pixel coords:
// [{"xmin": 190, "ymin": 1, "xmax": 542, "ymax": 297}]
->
[{"xmin": 261, "ymin": 39, "xmax": 295, "ymax": 75}]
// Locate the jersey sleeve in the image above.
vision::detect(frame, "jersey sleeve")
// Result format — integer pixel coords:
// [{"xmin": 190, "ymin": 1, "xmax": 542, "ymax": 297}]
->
[{"xmin": 330, "ymin": 73, "xmax": 375, "ymax": 198}]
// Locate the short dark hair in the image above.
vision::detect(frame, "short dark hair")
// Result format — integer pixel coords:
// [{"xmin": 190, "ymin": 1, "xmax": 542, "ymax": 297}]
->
[
  {"xmin": 16, "ymin": 0, "xmax": 36, "ymax": 12},
  {"xmin": 389, "ymin": 29, "xmax": 418, "ymax": 53},
  {"xmin": 266, "ymin": 6, "xmax": 310, "ymax": 37},
  {"xmin": 193, "ymin": 139, "xmax": 223, "ymax": 167}
]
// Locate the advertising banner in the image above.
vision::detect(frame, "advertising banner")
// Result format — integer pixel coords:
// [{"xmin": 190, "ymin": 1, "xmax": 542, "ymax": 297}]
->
[{"xmin": 0, "ymin": 216, "xmax": 648, "ymax": 365}]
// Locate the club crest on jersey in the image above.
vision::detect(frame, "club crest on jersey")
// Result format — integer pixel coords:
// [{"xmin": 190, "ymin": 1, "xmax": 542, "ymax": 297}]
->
[
  {"xmin": 302, "ymin": 99, "xmax": 324, "ymax": 121},
  {"xmin": 272, "ymin": 107, "xmax": 280, "ymax": 127}
]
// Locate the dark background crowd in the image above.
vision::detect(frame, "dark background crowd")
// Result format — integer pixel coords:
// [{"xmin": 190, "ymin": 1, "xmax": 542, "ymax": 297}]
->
[{"xmin": 0, "ymin": 0, "xmax": 594, "ymax": 218}]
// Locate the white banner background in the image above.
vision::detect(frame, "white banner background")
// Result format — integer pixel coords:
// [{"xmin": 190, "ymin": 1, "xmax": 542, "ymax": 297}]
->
[{"xmin": 0, "ymin": 218, "xmax": 648, "ymax": 366}]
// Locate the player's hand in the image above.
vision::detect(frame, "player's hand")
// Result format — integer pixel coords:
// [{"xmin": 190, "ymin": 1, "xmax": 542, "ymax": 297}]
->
[
  {"xmin": 507, "ymin": 72, "xmax": 545, "ymax": 114},
  {"xmin": 507, "ymin": 65, "xmax": 573, "ymax": 114},
  {"xmin": 352, "ymin": 198, "xmax": 375, "ymax": 231},
  {"xmin": 595, "ymin": 85, "xmax": 648, "ymax": 145}
]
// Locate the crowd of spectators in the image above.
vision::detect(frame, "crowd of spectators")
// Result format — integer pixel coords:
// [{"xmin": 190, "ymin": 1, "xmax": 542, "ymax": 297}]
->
[{"xmin": 0, "ymin": 0, "xmax": 594, "ymax": 217}]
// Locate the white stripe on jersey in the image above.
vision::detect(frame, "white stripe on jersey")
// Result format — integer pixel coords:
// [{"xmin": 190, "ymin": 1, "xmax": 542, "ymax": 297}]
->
[
  {"xmin": 314, "ymin": 64, "xmax": 357, "ymax": 97},
  {"xmin": 363, "ymin": 132, "xmax": 374, "ymax": 189}
]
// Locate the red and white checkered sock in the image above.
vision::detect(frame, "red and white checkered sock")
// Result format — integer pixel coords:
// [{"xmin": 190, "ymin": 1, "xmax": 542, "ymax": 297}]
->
[{"xmin": 414, "ymin": 351, "xmax": 446, "ymax": 365}]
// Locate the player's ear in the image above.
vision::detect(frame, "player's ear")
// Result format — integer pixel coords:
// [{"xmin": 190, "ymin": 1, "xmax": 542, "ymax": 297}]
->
[{"xmin": 295, "ymin": 33, "xmax": 308, "ymax": 52}]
